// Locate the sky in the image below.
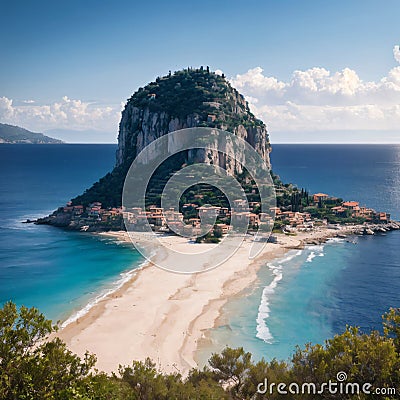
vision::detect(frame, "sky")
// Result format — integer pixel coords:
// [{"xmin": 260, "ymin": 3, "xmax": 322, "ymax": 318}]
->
[{"xmin": 0, "ymin": 0, "xmax": 400, "ymax": 143}]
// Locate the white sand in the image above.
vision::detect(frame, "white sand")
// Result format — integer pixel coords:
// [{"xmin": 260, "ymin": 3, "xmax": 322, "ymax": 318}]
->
[{"xmin": 56, "ymin": 228, "xmax": 352, "ymax": 375}]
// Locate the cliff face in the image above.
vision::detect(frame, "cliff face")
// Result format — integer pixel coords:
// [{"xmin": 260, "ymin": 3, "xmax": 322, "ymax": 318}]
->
[
  {"xmin": 72, "ymin": 68, "xmax": 271, "ymax": 207},
  {"xmin": 116, "ymin": 69, "xmax": 270, "ymax": 174},
  {"xmin": 117, "ymin": 111, "xmax": 200, "ymax": 167}
]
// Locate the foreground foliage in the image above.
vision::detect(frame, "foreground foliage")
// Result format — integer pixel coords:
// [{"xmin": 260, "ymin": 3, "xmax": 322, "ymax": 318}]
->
[{"xmin": 0, "ymin": 302, "xmax": 399, "ymax": 399}]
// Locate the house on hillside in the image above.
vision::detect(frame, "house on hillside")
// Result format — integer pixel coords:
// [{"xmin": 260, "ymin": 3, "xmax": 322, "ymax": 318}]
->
[{"xmin": 313, "ymin": 193, "xmax": 329, "ymax": 206}]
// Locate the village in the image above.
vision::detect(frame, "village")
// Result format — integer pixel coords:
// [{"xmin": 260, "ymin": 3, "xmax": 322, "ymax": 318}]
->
[{"xmin": 49, "ymin": 191, "xmax": 392, "ymax": 238}]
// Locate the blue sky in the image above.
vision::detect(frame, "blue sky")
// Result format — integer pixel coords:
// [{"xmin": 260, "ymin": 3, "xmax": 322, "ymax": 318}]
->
[{"xmin": 1, "ymin": 0, "xmax": 400, "ymax": 143}]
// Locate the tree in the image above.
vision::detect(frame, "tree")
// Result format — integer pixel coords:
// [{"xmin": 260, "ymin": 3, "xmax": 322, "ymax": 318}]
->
[
  {"xmin": 1, "ymin": 301, "xmax": 399, "ymax": 399},
  {"xmin": 208, "ymin": 347, "xmax": 252, "ymax": 398},
  {"xmin": 241, "ymin": 358, "xmax": 290, "ymax": 400},
  {"xmin": 0, "ymin": 301, "xmax": 98, "ymax": 399},
  {"xmin": 119, "ymin": 358, "xmax": 168, "ymax": 399},
  {"xmin": 213, "ymin": 225, "xmax": 223, "ymax": 238},
  {"xmin": 383, "ymin": 307, "xmax": 400, "ymax": 353},
  {"xmin": 291, "ymin": 326, "xmax": 399, "ymax": 399},
  {"xmin": 119, "ymin": 358, "xmax": 228, "ymax": 399}
]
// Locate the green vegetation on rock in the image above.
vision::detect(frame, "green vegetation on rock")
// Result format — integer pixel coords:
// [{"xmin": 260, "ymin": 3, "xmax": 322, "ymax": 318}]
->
[
  {"xmin": 71, "ymin": 67, "xmax": 270, "ymax": 208},
  {"xmin": 127, "ymin": 67, "xmax": 263, "ymax": 129}
]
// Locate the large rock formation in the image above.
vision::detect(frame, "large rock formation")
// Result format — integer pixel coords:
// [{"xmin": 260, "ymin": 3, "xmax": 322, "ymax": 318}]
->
[
  {"xmin": 72, "ymin": 67, "xmax": 271, "ymax": 207},
  {"xmin": 117, "ymin": 69, "xmax": 270, "ymax": 170}
]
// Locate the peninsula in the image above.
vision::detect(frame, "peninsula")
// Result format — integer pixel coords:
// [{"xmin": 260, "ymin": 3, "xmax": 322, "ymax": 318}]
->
[
  {"xmin": 36, "ymin": 69, "xmax": 393, "ymax": 235},
  {"xmin": 0, "ymin": 123, "xmax": 63, "ymax": 144},
  {"xmin": 35, "ymin": 67, "xmax": 398, "ymax": 374}
]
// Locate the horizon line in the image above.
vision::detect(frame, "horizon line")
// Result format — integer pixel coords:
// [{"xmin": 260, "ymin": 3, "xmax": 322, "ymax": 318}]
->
[{"xmin": 9, "ymin": 141, "xmax": 399, "ymax": 145}]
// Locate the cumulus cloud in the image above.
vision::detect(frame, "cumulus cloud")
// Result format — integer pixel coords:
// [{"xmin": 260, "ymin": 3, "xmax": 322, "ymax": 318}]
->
[
  {"xmin": 3, "ymin": 48, "xmax": 400, "ymax": 141},
  {"xmin": 0, "ymin": 96, "xmax": 121, "ymax": 133},
  {"xmin": 229, "ymin": 48, "xmax": 400, "ymax": 136},
  {"xmin": 0, "ymin": 96, "xmax": 14, "ymax": 119},
  {"xmin": 394, "ymin": 45, "xmax": 400, "ymax": 64}
]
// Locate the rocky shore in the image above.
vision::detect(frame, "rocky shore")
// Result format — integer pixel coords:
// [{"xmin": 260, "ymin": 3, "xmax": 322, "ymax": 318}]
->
[{"xmin": 302, "ymin": 221, "xmax": 400, "ymax": 246}]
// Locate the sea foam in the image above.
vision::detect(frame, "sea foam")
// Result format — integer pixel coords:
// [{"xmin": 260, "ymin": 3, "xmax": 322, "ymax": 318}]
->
[
  {"xmin": 256, "ymin": 264, "xmax": 283, "ymax": 343},
  {"xmin": 256, "ymin": 244, "xmax": 329, "ymax": 343},
  {"xmin": 256, "ymin": 250, "xmax": 303, "ymax": 343},
  {"xmin": 306, "ymin": 244, "xmax": 325, "ymax": 263},
  {"xmin": 61, "ymin": 258, "xmax": 148, "ymax": 328}
]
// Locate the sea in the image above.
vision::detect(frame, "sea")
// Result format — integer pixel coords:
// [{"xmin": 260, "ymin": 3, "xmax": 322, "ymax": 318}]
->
[
  {"xmin": 0, "ymin": 144, "xmax": 399, "ymax": 363},
  {"xmin": 0, "ymin": 144, "xmax": 143, "ymax": 325}
]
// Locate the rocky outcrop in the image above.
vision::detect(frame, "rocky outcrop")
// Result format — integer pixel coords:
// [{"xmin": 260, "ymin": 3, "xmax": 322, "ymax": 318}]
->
[
  {"xmin": 64, "ymin": 67, "xmax": 271, "ymax": 208},
  {"xmin": 117, "ymin": 111, "xmax": 201, "ymax": 167},
  {"xmin": 116, "ymin": 69, "xmax": 271, "ymax": 175},
  {"xmin": 117, "ymin": 110, "xmax": 270, "ymax": 176}
]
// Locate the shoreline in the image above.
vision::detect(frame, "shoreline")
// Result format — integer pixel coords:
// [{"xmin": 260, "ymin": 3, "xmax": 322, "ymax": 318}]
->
[
  {"xmin": 55, "ymin": 224, "xmax": 398, "ymax": 375},
  {"xmin": 59, "ymin": 254, "xmax": 149, "ymax": 329},
  {"xmin": 193, "ymin": 235, "xmax": 343, "ymax": 367}
]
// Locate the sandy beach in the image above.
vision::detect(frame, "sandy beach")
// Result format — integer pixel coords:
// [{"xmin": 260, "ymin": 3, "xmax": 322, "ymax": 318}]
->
[{"xmin": 56, "ymin": 227, "xmax": 357, "ymax": 375}]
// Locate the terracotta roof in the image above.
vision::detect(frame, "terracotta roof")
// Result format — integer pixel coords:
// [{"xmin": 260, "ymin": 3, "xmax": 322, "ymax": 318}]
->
[
  {"xmin": 343, "ymin": 201, "xmax": 359, "ymax": 207},
  {"xmin": 314, "ymin": 193, "xmax": 329, "ymax": 197}
]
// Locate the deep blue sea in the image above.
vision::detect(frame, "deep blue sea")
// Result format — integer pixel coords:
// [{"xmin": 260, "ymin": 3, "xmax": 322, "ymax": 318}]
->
[
  {"xmin": 199, "ymin": 144, "xmax": 400, "ymax": 364},
  {"xmin": 0, "ymin": 144, "xmax": 399, "ymax": 363}
]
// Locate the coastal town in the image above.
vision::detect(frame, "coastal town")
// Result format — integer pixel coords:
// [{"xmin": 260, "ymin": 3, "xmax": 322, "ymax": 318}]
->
[
  {"xmin": 43, "ymin": 191, "xmax": 399, "ymax": 376},
  {"xmin": 36, "ymin": 191, "xmax": 397, "ymax": 238}
]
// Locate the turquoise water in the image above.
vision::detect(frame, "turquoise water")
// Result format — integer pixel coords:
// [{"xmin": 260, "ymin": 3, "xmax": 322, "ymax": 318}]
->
[
  {"xmin": 0, "ymin": 144, "xmax": 143, "ymax": 323},
  {"xmin": 200, "ymin": 235, "xmax": 400, "ymax": 364},
  {"xmin": 0, "ymin": 144, "xmax": 399, "ymax": 364},
  {"xmin": 199, "ymin": 144, "xmax": 400, "ymax": 364}
]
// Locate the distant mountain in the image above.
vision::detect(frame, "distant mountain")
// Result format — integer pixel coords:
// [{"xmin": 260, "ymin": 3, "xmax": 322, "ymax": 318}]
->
[{"xmin": 0, "ymin": 123, "xmax": 64, "ymax": 144}]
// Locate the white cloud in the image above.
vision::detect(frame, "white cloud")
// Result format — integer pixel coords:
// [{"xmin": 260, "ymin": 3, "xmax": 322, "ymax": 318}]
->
[
  {"xmin": 0, "ymin": 96, "xmax": 121, "ymax": 134},
  {"xmin": 0, "ymin": 96, "xmax": 14, "ymax": 119},
  {"xmin": 394, "ymin": 45, "xmax": 400, "ymax": 64},
  {"xmin": 229, "ymin": 48, "xmax": 400, "ymax": 136},
  {"xmin": 232, "ymin": 67, "xmax": 286, "ymax": 93},
  {"xmin": 3, "ymin": 47, "xmax": 400, "ymax": 142}
]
